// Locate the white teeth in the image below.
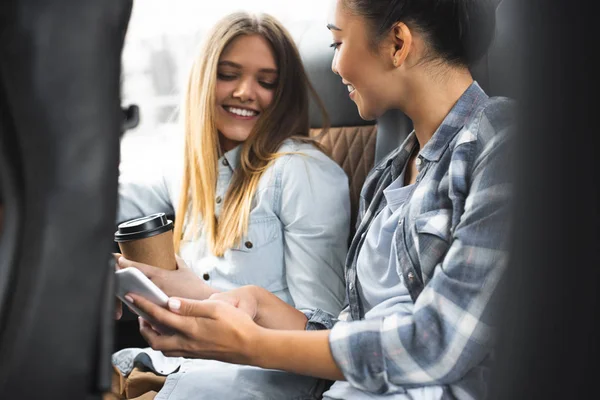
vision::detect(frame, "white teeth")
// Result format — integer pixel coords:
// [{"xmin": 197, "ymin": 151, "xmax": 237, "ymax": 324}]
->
[
  {"xmin": 225, "ymin": 107, "xmax": 258, "ymax": 117},
  {"xmin": 347, "ymin": 85, "xmax": 355, "ymax": 93}
]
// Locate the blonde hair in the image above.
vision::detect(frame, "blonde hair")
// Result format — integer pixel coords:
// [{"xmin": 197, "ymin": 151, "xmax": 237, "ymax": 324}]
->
[{"xmin": 173, "ymin": 12, "xmax": 329, "ymax": 256}]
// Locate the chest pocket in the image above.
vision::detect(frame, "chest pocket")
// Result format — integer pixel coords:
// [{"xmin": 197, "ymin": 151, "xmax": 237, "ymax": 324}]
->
[
  {"xmin": 413, "ymin": 208, "xmax": 452, "ymax": 281},
  {"xmin": 226, "ymin": 217, "xmax": 284, "ymax": 289},
  {"xmin": 230, "ymin": 217, "xmax": 281, "ymax": 252}
]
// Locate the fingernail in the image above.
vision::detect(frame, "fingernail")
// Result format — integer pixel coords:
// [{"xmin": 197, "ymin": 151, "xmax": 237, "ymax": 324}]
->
[
  {"xmin": 125, "ymin": 295, "xmax": 134, "ymax": 304},
  {"xmin": 118, "ymin": 256, "xmax": 125, "ymax": 265},
  {"xmin": 168, "ymin": 298, "xmax": 181, "ymax": 311}
]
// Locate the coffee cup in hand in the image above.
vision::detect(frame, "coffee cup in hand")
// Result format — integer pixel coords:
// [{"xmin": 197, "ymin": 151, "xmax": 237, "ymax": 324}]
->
[{"xmin": 114, "ymin": 213, "xmax": 177, "ymax": 271}]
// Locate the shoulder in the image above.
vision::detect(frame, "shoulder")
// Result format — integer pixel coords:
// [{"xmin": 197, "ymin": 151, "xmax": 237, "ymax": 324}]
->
[
  {"xmin": 450, "ymin": 96, "xmax": 516, "ymax": 170},
  {"xmin": 460, "ymin": 96, "xmax": 516, "ymax": 150},
  {"xmin": 447, "ymin": 97, "xmax": 516, "ymax": 191},
  {"xmin": 276, "ymin": 138, "xmax": 336, "ymax": 164},
  {"xmin": 272, "ymin": 138, "xmax": 348, "ymax": 182}
]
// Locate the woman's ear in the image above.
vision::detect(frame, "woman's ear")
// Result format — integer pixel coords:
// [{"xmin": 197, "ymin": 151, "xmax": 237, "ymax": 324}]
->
[{"xmin": 389, "ymin": 22, "xmax": 412, "ymax": 68}]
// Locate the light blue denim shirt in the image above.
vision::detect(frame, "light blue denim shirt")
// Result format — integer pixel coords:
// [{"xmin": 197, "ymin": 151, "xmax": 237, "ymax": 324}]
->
[
  {"xmin": 117, "ymin": 138, "xmax": 349, "ymax": 314},
  {"xmin": 305, "ymin": 82, "xmax": 516, "ymax": 399},
  {"xmin": 114, "ymin": 138, "xmax": 350, "ymax": 399}
]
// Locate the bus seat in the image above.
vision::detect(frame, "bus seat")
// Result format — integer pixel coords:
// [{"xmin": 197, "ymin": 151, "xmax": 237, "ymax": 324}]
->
[{"xmin": 471, "ymin": 0, "xmax": 522, "ymax": 100}]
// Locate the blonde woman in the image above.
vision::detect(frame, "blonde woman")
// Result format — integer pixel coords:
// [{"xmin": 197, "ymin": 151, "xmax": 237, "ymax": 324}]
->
[{"xmin": 112, "ymin": 12, "xmax": 350, "ymax": 400}]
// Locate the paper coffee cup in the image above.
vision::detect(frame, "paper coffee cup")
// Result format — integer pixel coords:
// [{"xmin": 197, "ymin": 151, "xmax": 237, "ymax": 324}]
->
[{"xmin": 114, "ymin": 213, "xmax": 177, "ymax": 270}]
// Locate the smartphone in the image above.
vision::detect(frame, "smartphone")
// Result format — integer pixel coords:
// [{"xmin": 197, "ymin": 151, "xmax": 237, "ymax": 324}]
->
[{"xmin": 115, "ymin": 267, "xmax": 172, "ymax": 333}]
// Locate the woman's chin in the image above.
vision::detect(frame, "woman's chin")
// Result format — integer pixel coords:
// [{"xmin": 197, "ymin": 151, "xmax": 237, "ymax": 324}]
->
[{"xmin": 356, "ymin": 106, "xmax": 379, "ymax": 122}]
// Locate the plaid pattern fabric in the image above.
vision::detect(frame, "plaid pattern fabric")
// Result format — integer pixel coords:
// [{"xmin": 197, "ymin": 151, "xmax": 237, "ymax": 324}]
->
[{"xmin": 305, "ymin": 82, "xmax": 516, "ymax": 398}]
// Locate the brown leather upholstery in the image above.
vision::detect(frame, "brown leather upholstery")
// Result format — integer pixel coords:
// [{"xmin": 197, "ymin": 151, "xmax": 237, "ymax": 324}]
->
[{"xmin": 311, "ymin": 125, "xmax": 377, "ymax": 233}]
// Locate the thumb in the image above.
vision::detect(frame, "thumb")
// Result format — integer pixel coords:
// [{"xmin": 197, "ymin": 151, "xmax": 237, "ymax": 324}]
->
[
  {"xmin": 117, "ymin": 256, "xmax": 137, "ymax": 269},
  {"xmin": 168, "ymin": 297, "xmax": 220, "ymax": 318},
  {"xmin": 112, "ymin": 253, "xmax": 122, "ymax": 268},
  {"xmin": 118, "ymin": 256, "xmax": 160, "ymax": 277}
]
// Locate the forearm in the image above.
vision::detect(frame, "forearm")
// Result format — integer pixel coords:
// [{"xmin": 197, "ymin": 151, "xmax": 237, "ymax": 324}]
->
[
  {"xmin": 252, "ymin": 328, "xmax": 345, "ymax": 381},
  {"xmin": 253, "ymin": 286, "xmax": 308, "ymax": 330}
]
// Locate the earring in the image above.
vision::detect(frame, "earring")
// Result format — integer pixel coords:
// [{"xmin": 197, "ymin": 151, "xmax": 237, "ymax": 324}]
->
[{"xmin": 393, "ymin": 59, "xmax": 397, "ymax": 66}]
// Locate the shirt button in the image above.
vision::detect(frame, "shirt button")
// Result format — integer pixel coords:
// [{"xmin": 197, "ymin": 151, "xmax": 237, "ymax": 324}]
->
[
  {"xmin": 244, "ymin": 241, "xmax": 253, "ymax": 249},
  {"xmin": 415, "ymin": 158, "xmax": 422, "ymax": 166},
  {"xmin": 349, "ymin": 282, "xmax": 354, "ymax": 291},
  {"xmin": 216, "ymin": 196, "xmax": 222, "ymax": 204},
  {"xmin": 222, "ymin": 158, "xmax": 229, "ymax": 166},
  {"xmin": 407, "ymin": 272, "xmax": 415, "ymax": 281},
  {"xmin": 203, "ymin": 273, "xmax": 210, "ymax": 281}
]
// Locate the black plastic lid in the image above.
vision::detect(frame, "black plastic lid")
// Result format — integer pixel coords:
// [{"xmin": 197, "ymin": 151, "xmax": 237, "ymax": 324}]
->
[{"xmin": 114, "ymin": 213, "xmax": 174, "ymax": 242}]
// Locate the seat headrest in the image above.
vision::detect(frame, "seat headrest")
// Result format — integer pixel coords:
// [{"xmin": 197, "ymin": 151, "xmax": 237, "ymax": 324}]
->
[
  {"xmin": 471, "ymin": 0, "xmax": 522, "ymax": 99},
  {"xmin": 297, "ymin": 24, "xmax": 374, "ymax": 129}
]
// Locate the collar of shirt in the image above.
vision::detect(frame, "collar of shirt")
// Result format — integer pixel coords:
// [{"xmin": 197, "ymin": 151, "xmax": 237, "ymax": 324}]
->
[
  {"xmin": 220, "ymin": 144, "xmax": 242, "ymax": 171},
  {"xmin": 386, "ymin": 82, "xmax": 488, "ymax": 180},
  {"xmin": 419, "ymin": 81, "xmax": 488, "ymax": 163}
]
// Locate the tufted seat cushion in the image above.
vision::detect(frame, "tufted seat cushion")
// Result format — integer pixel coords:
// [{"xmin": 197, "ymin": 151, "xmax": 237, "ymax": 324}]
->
[{"xmin": 311, "ymin": 125, "xmax": 377, "ymax": 234}]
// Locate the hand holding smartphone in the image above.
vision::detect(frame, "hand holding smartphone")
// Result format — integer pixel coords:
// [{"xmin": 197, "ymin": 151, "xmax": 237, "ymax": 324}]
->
[{"xmin": 115, "ymin": 267, "xmax": 173, "ymax": 334}]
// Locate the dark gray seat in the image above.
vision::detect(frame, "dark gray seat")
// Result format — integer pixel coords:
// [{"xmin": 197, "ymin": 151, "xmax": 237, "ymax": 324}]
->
[{"xmin": 0, "ymin": 0, "xmax": 133, "ymax": 398}]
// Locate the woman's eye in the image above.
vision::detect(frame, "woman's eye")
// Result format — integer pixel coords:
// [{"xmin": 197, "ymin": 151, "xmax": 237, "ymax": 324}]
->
[
  {"xmin": 217, "ymin": 73, "xmax": 237, "ymax": 81},
  {"xmin": 329, "ymin": 42, "xmax": 341, "ymax": 50},
  {"xmin": 259, "ymin": 81, "xmax": 277, "ymax": 90}
]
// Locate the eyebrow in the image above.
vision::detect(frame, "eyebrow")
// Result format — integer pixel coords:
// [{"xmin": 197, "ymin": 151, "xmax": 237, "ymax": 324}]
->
[
  {"xmin": 218, "ymin": 61, "xmax": 278, "ymax": 74},
  {"xmin": 326, "ymin": 23, "xmax": 342, "ymax": 31}
]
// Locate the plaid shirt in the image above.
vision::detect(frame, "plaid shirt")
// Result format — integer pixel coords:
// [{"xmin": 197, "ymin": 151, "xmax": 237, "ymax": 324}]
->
[{"xmin": 305, "ymin": 82, "xmax": 516, "ymax": 399}]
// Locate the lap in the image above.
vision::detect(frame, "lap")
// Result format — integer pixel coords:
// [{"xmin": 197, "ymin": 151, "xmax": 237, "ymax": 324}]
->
[
  {"xmin": 157, "ymin": 359, "xmax": 329, "ymax": 400},
  {"xmin": 113, "ymin": 348, "xmax": 329, "ymax": 399}
]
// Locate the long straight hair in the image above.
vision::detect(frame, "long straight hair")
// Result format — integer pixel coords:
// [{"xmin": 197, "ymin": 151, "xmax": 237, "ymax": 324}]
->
[{"xmin": 173, "ymin": 12, "xmax": 329, "ymax": 256}]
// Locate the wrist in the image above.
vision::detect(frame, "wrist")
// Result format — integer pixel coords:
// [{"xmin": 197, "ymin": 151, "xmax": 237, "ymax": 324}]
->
[
  {"xmin": 249, "ymin": 285, "xmax": 308, "ymax": 330},
  {"xmin": 244, "ymin": 325, "xmax": 271, "ymax": 368}
]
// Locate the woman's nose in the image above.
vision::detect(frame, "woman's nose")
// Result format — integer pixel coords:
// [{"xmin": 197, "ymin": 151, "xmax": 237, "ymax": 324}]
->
[
  {"xmin": 331, "ymin": 52, "xmax": 339, "ymax": 76},
  {"xmin": 232, "ymin": 78, "xmax": 255, "ymax": 103}
]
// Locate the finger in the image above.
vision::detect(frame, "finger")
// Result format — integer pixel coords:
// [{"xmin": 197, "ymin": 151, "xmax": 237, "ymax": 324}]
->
[
  {"xmin": 115, "ymin": 299, "xmax": 123, "ymax": 320},
  {"xmin": 139, "ymin": 317, "xmax": 161, "ymax": 335},
  {"xmin": 168, "ymin": 297, "xmax": 222, "ymax": 319},
  {"xmin": 112, "ymin": 253, "xmax": 122, "ymax": 266},
  {"xmin": 139, "ymin": 318, "xmax": 165, "ymax": 345},
  {"xmin": 138, "ymin": 317, "xmax": 184, "ymax": 352},
  {"xmin": 118, "ymin": 256, "xmax": 162, "ymax": 278},
  {"xmin": 129, "ymin": 293, "xmax": 190, "ymax": 332}
]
